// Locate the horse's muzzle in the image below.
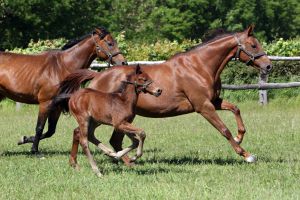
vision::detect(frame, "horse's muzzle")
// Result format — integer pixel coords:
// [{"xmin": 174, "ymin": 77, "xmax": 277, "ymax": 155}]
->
[{"xmin": 261, "ymin": 64, "xmax": 273, "ymax": 75}]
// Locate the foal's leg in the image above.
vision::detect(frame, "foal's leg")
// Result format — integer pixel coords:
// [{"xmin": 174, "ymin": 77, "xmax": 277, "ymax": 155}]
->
[
  {"xmin": 213, "ymin": 98, "xmax": 246, "ymax": 144},
  {"xmin": 114, "ymin": 122, "xmax": 146, "ymax": 161},
  {"xmin": 85, "ymin": 122, "xmax": 118, "ymax": 158},
  {"xmin": 196, "ymin": 100, "xmax": 256, "ymax": 163},
  {"xmin": 110, "ymin": 129, "xmax": 133, "ymax": 166},
  {"xmin": 78, "ymin": 121, "xmax": 102, "ymax": 177},
  {"xmin": 69, "ymin": 127, "xmax": 80, "ymax": 170}
]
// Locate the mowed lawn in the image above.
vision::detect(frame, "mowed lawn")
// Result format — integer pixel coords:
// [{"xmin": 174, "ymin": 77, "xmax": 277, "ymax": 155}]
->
[{"xmin": 0, "ymin": 98, "xmax": 299, "ymax": 200}]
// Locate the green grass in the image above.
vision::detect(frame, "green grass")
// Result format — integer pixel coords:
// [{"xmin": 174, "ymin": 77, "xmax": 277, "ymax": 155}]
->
[{"xmin": 0, "ymin": 98, "xmax": 300, "ymax": 200}]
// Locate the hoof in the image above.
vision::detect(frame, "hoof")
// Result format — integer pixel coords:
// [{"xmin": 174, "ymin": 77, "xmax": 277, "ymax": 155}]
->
[
  {"xmin": 95, "ymin": 172, "xmax": 103, "ymax": 178},
  {"xmin": 17, "ymin": 136, "xmax": 27, "ymax": 145},
  {"xmin": 245, "ymin": 154, "xmax": 256, "ymax": 163},
  {"xmin": 130, "ymin": 156, "xmax": 137, "ymax": 162},
  {"xmin": 35, "ymin": 152, "xmax": 45, "ymax": 159},
  {"xmin": 233, "ymin": 137, "xmax": 241, "ymax": 145}
]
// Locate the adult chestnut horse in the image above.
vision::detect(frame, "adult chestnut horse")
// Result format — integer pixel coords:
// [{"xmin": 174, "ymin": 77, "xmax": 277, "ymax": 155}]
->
[
  {"xmin": 34, "ymin": 25, "xmax": 273, "ymax": 163},
  {"xmin": 0, "ymin": 27, "xmax": 127, "ymax": 153}
]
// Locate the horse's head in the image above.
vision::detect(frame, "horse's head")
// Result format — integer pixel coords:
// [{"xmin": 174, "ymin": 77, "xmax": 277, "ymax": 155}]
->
[
  {"xmin": 127, "ymin": 64, "xmax": 162, "ymax": 97},
  {"xmin": 234, "ymin": 25, "xmax": 272, "ymax": 75},
  {"xmin": 92, "ymin": 27, "xmax": 127, "ymax": 66}
]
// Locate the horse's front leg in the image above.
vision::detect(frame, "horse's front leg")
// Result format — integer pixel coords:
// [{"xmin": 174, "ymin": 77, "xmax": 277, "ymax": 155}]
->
[
  {"xmin": 18, "ymin": 103, "xmax": 61, "ymax": 146},
  {"xmin": 213, "ymin": 98, "xmax": 246, "ymax": 144},
  {"xmin": 114, "ymin": 122, "xmax": 146, "ymax": 162},
  {"xmin": 196, "ymin": 100, "xmax": 256, "ymax": 163},
  {"xmin": 110, "ymin": 128, "xmax": 135, "ymax": 166},
  {"xmin": 18, "ymin": 103, "xmax": 48, "ymax": 154}
]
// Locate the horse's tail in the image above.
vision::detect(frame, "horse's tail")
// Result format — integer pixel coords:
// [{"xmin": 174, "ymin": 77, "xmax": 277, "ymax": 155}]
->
[
  {"xmin": 50, "ymin": 69, "xmax": 98, "ymax": 113},
  {"xmin": 49, "ymin": 93, "xmax": 72, "ymax": 113},
  {"xmin": 58, "ymin": 69, "xmax": 98, "ymax": 95}
]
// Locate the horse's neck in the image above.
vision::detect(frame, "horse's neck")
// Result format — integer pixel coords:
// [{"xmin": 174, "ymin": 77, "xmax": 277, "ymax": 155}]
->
[
  {"xmin": 61, "ymin": 37, "xmax": 96, "ymax": 72},
  {"xmin": 121, "ymin": 83, "xmax": 138, "ymax": 109},
  {"xmin": 194, "ymin": 36, "xmax": 237, "ymax": 81}
]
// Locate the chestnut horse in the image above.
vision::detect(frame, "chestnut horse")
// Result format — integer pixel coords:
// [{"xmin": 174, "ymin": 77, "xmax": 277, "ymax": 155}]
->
[
  {"xmin": 0, "ymin": 27, "xmax": 127, "ymax": 153},
  {"xmin": 50, "ymin": 64, "xmax": 161, "ymax": 177},
  {"xmin": 34, "ymin": 25, "xmax": 272, "ymax": 164}
]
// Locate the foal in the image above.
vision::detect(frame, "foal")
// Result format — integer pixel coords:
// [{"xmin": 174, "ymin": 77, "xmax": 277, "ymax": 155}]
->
[{"xmin": 52, "ymin": 65, "xmax": 161, "ymax": 177}]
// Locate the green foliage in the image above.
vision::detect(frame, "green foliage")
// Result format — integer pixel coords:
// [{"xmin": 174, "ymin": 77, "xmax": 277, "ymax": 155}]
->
[
  {"xmin": 11, "ymin": 38, "xmax": 67, "ymax": 54},
  {"xmin": 1, "ymin": 0, "xmax": 299, "ymax": 49},
  {"xmin": 264, "ymin": 38, "xmax": 300, "ymax": 56}
]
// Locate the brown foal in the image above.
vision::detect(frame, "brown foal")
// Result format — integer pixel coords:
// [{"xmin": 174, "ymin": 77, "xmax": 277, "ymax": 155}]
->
[
  {"xmin": 49, "ymin": 25, "xmax": 272, "ymax": 165},
  {"xmin": 50, "ymin": 65, "xmax": 161, "ymax": 177}
]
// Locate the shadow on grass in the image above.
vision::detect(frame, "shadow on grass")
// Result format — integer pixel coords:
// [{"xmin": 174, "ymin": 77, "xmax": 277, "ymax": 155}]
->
[
  {"xmin": 137, "ymin": 156, "xmax": 245, "ymax": 166},
  {"xmin": 0, "ymin": 150, "xmax": 72, "ymax": 157},
  {"xmin": 258, "ymin": 156, "xmax": 300, "ymax": 163}
]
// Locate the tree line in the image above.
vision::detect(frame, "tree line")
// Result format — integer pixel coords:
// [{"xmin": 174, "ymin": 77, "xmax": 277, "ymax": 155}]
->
[{"xmin": 1, "ymin": 0, "xmax": 299, "ymax": 49}]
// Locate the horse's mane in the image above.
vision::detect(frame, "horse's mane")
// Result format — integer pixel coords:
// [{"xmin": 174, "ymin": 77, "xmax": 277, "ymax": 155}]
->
[
  {"xmin": 61, "ymin": 27, "xmax": 110, "ymax": 50},
  {"xmin": 168, "ymin": 28, "xmax": 235, "ymax": 60},
  {"xmin": 189, "ymin": 29, "xmax": 234, "ymax": 51}
]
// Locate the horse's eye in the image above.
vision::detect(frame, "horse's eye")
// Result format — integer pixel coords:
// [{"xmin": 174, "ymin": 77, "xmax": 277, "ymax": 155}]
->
[{"xmin": 251, "ymin": 44, "xmax": 257, "ymax": 49}]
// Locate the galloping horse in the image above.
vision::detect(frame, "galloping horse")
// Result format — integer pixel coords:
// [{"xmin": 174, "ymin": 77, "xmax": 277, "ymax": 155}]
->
[
  {"xmin": 31, "ymin": 25, "xmax": 273, "ymax": 164},
  {"xmin": 50, "ymin": 64, "xmax": 161, "ymax": 177},
  {"xmin": 0, "ymin": 27, "xmax": 127, "ymax": 153}
]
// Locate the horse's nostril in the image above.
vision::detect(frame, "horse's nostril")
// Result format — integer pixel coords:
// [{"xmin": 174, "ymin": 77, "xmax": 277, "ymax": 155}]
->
[
  {"xmin": 266, "ymin": 65, "xmax": 272, "ymax": 71},
  {"xmin": 157, "ymin": 89, "xmax": 162, "ymax": 94}
]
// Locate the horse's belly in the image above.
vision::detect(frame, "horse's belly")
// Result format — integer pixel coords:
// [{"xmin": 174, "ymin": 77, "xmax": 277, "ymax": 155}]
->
[
  {"xmin": 0, "ymin": 86, "xmax": 38, "ymax": 104},
  {"xmin": 136, "ymin": 94, "xmax": 194, "ymax": 118}
]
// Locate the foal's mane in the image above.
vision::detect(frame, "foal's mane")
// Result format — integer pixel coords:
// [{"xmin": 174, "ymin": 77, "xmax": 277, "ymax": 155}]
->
[
  {"xmin": 61, "ymin": 27, "xmax": 110, "ymax": 50},
  {"xmin": 114, "ymin": 69, "xmax": 136, "ymax": 94}
]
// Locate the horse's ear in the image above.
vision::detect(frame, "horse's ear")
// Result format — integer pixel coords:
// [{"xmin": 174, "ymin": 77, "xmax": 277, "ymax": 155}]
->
[
  {"xmin": 245, "ymin": 24, "xmax": 255, "ymax": 36},
  {"xmin": 135, "ymin": 64, "xmax": 142, "ymax": 74},
  {"xmin": 94, "ymin": 28, "xmax": 101, "ymax": 35}
]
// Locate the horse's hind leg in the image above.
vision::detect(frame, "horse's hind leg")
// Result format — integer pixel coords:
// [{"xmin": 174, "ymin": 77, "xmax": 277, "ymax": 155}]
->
[
  {"xmin": 197, "ymin": 100, "xmax": 256, "ymax": 163},
  {"xmin": 213, "ymin": 98, "xmax": 246, "ymax": 144},
  {"xmin": 78, "ymin": 121, "xmax": 102, "ymax": 177},
  {"xmin": 70, "ymin": 127, "xmax": 80, "ymax": 170}
]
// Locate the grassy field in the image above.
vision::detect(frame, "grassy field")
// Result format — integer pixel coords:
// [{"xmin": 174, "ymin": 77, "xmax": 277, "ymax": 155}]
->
[{"xmin": 0, "ymin": 98, "xmax": 300, "ymax": 200}]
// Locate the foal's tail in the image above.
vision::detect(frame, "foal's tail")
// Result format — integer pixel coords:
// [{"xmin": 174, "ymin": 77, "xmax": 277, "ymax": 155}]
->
[{"xmin": 50, "ymin": 69, "xmax": 98, "ymax": 113}]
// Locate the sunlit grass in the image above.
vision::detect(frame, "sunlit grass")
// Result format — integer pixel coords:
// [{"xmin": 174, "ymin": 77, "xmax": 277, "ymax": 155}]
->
[{"xmin": 0, "ymin": 99, "xmax": 299, "ymax": 200}]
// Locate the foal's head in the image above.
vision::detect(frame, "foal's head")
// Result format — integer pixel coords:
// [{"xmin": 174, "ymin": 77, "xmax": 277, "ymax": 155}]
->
[
  {"xmin": 234, "ymin": 25, "xmax": 272, "ymax": 75},
  {"xmin": 124, "ymin": 64, "xmax": 162, "ymax": 97},
  {"xmin": 92, "ymin": 27, "xmax": 127, "ymax": 66}
]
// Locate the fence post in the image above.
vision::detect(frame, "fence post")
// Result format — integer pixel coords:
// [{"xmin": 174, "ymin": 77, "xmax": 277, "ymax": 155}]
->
[{"xmin": 259, "ymin": 73, "xmax": 268, "ymax": 105}]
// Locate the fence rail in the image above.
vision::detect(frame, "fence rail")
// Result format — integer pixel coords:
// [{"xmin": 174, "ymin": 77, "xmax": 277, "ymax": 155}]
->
[
  {"xmin": 90, "ymin": 56, "xmax": 300, "ymax": 69},
  {"xmin": 222, "ymin": 82, "xmax": 300, "ymax": 90}
]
